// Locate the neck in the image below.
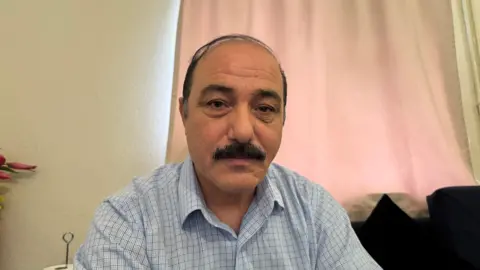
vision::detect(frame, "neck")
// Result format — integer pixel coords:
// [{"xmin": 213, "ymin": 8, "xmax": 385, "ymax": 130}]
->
[
  {"xmin": 204, "ymin": 187, "xmax": 255, "ymax": 213},
  {"xmin": 196, "ymin": 175, "xmax": 255, "ymax": 233}
]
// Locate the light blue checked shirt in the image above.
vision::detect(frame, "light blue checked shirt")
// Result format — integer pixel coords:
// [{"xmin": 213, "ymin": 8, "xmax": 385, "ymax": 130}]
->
[{"xmin": 74, "ymin": 157, "xmax": 381, "ymax": 269}]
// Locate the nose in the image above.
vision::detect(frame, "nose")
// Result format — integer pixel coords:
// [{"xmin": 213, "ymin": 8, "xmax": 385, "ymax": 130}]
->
[{"xmin": 227, "ymin": 105, "xmax": 255, "ymax": 143}]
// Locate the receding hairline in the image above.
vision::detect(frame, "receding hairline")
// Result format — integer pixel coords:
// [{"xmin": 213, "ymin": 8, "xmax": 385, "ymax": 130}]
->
[
  {"xmin": 196, "ymin": 37, "xmax": 281, "ymax": 65},
  {"xmin": 191, "ymin": 39, "xmax": 284, "ymax": 91}
]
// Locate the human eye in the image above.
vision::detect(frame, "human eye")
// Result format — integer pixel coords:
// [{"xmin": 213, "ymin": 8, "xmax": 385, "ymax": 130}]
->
[
  {"xmin": 206, "ymin": 99, "xmax": 229, "ymax": 110},
  {"xmin": 255, "ymin": 105, "xmax": 276, "ymax": 113},
  {"xmin": 254, "ymin": 104, "xmax": 279, "ymax": 123}
]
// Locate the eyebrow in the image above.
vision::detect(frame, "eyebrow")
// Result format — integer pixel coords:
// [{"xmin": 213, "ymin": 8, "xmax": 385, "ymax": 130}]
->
[
  {"xmin": 253, "ymin": 89, "xmax": 282, "ymax": 104},
  {"xmin": 198, "ymin": 84, "xmax": 234, "ymax": 99},
  {"xmin": 199, "ymin": 84, "xmax": 282, "ymax": 103}
]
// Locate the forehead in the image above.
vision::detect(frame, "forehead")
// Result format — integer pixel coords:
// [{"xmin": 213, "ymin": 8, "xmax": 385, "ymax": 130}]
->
[{"xmin": 191, "ymin": 41, "xmax": 283, "ymax": 97}]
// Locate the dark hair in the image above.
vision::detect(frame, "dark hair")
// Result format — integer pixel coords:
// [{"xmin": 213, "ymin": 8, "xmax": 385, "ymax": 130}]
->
[{"xmin": 181, "ymin": 34, "xmax": 287, "ymax": 122}]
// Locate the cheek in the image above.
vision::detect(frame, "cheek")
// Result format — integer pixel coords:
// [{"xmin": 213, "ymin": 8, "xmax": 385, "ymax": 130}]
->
[
  {"xmin": 187, "ymin": 118, "xmax": 228, "ymax": 154},
  {"xmin": 256, "ymin": 124, "xmax": 282, "ymax": 158}
]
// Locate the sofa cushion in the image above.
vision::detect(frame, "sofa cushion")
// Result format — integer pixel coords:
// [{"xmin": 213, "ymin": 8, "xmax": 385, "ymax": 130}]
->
[
  {"xmin": 344, "ymin": 192, "xmax": 429, "ymax": 222},
  {"xmin": 357, "ymin": 194, "xmax": 444, "ymax": 269},
  {"xmin": 427, "ymin": 186, "xmax": 480, "ymax": 269}
]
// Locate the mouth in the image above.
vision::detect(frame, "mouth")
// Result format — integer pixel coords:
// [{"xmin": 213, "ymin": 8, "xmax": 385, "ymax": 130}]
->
[{"xmin": 220, "ymin": 158, "xmax": 262, "ymax": 166}]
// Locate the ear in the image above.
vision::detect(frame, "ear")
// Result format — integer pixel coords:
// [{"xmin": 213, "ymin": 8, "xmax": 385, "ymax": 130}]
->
[{"xmin": 179, "ymin": 97, "xmax": 186, "ymax": 125}]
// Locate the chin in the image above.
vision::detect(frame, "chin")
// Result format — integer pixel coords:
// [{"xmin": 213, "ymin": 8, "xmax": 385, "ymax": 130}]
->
[{"xmin": 215, "ymin": 171, "xmax": 264, "ymax": 193}]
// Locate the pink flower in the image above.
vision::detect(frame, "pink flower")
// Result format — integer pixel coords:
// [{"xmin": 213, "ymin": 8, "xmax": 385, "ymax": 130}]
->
[
  {"xmin": 0, "ymin": 171, "xmax": 11, "ymax": 180},
  {"xmin": 7, "ymin": 162, "xmax": 37, "ymax": 171},
  {"xmin": 0, "ymin": 155, "xmax": 5, "ymax": 166}
]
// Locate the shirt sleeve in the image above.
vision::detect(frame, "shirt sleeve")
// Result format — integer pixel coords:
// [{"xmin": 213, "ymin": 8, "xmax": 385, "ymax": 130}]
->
[
  {"xmin": 314, "ymin": 190, "xmax": 382, "ymax": 269},
  {"xmin": 74, "ymin": 198, "xmax": 150, "ymax": 270}
]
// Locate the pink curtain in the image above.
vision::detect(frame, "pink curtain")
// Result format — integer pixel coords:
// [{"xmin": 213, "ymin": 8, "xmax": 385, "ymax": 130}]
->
[{"xmin": 167, "ymin": 0, "xmax": 475, "ymax": 203}]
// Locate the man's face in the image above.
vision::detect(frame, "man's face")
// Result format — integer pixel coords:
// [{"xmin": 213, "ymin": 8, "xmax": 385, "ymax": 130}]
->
[{"xmin": 180, "ymin": 41, "xmax": 284, "ymax": 194}]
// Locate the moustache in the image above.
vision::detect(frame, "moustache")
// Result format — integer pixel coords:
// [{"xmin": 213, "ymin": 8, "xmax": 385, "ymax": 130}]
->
[{"xmin": 212, "ymin": 142, "xmax": 266, "ymax": 161}]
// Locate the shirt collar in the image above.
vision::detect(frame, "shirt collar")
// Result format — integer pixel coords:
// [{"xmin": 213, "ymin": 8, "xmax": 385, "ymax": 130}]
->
[
  {"xmin": 178, "ymin": 156, "xmax": 207, "ymax": 226},
  {"xmin": 258, "ymin": 169, "xmax": 285, "ymax": 211},
  {"xmin": 178, "ymin": 156, "xmax": 284, "ymax": 226}
]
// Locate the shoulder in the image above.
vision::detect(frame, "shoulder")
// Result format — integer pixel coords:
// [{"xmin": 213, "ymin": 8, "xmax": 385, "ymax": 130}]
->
[
  {"xmin": 267, "ymin": 162, "xmax": 332, "ymax": 206},
  {"xmin": 95, "ymin": 162, "xmax": 183, "ymax": 223},
  {"xmin": 267, "ymin": 163, "xmax": 349, "ymax": 227},
  {"xmin": 75, "ymin": 164, "xmax": 184, "ymax": 268}
]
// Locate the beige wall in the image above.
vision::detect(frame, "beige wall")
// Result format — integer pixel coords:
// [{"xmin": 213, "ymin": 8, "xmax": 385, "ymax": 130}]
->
[{"xmin": 0, "ymin": 1, "xmax": 180, "ymax": 269}]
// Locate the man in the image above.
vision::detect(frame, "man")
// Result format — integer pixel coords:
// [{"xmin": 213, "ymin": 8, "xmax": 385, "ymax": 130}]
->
[{"xmin": 74, "ymin": 34, "xmax": 381, "ymax": 269}]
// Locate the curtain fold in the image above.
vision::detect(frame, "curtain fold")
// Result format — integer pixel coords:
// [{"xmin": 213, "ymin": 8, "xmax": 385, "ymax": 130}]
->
[
  {"xmin": 451, "ymin": 0, "xmax": 480, "ymax": 182},
  {"xmin": 167, "ymin": 0, "xmax": 475, "ymax": 203}
]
